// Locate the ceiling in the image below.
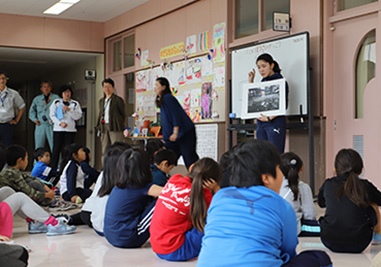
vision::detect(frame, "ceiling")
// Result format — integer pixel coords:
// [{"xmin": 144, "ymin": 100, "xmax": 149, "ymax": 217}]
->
[
  {"xmin": 0, "ymin": 0, "xmax": 149, "ymax": 22},
  {"xmin": 0, "ymin": 47, "xmax": 101, "ymax": 82}
]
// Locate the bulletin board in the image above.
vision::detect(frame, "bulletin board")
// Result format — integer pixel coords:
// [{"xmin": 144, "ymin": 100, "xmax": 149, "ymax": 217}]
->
[
  {"xmin": 135, "ymin": 55, "xmax": 225, "ymax": 123},
  {"xmin": 135, "ymin": 22, "xmax": 226, "ymax": 123}
]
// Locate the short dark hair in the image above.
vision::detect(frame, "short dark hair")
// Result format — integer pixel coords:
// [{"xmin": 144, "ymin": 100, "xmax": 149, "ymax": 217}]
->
[
  {"xmin": 58, "ymin": 85, "xmax": 73, "ymax": 98},
  {"xmin": 0, "ymin": 71, "xmax": 8, "ymax": 78},
  {"xmin": 102, "ymin": 78, "xmax": 115, "ymax": 87},
  {"xmin": 34, "ymin": 147, "xmax": 50, "ymax": 161},
  {"xmin": 40, "ymin": 80, "xmax": 53, "ymax": 88},
  {"xmin": 154, "ymin": 149, "xmax": 177, "ymax": 167},
  {"xmin": 228, "ymin": 140, "xmax": 281, "ymax": 188},
  {"xmin": 6, "ymin": 145, "xmax": 27, "ymax": 167},
  {"xmin": 106, "ymin": 141, "xmax": 131, "ymax": 152},
  {"xmin": 83, "ymin": 147, "xmax": 90, "ymax": 163},
  {"xmin": 146, "ymin": 139, "xmax": 164, "ymax": 164},
  {"xmin": 115, "ymin": 149, "xmax": 152, "ymax": 189}
]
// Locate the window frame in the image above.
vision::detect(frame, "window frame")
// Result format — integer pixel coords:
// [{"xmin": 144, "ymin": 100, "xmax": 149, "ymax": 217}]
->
[{"xmin": 107, "ymin": 30, "xmax": 135, "ymax": 76}]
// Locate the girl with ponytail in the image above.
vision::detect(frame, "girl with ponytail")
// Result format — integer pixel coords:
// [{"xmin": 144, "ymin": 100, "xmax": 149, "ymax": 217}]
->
[
  {"xmin": 248, "ymin": 53, "xmax": 289, "ymax": 154},
  {"xmin": 150, "ymin": 158, "xmax": 222, "ymax": 261},
  {"xmin": 279, "ymin": 152, "xmax": 317, "ymax": 235},
  {"xmin": 319, "ymin": 148, "xmax": 381, "ymax": 253}
]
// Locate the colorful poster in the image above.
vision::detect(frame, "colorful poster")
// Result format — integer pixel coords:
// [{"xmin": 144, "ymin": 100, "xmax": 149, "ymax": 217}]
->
[
  {"xmin": 141, "ymin": 50, "xmax": 149, "ymax": 67},
  {"xmin": 191, "ymin": 88, "xmax": 201, "ymax": 107},
  {"xmin": 201, "ymin": 82, "xmax": 213, "ymax": 119},
  {"xmin": 182, "ymin": 91, "xmax": 191, "ymax": 114},
  {"xmin": 213, "ymin": 23, "xmax": 225, "ymax": 62},
  {"xmin": 198, "ymin": 31, "xmax": 210, "ymax": 52},
  {"xmin": 186, "ymin": 35, "xmax": 197, "ymax": 55},
  {"xmin": 174, "ymin": 61, "xmax": 186, "ymax": 86},
  {"xmin": 136, "ymin": 71, "xmax": 147, "ymax": 92},
  {"xmin": 160, "ymin": 42, "xmax": 185, "ymax": 59},
  {"xmin": 186, "ymin": 58, "xmax": 202, "ymax": 84},
  {"xmin": 201, "ymin": 57, "xmax": 213, "ymax": 76},
  {"xmin": 213, "ymin": 66, "xmax": 225, "ymax": 87}
]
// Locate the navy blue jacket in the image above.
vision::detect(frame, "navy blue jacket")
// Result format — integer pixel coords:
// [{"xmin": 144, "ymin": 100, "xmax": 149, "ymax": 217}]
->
[{"xmin": 160, "ymin": 93, "xmax": 194, "ymax": 141}]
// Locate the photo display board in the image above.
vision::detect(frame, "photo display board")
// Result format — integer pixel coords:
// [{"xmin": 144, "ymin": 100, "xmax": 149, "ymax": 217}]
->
[
  {"xmin": 135, "ymin": 55, "xmax": 226, "ymax": 123},
  {"xmin": 231, "ymin": 32, "xmax": 309, "ymax": 118}
]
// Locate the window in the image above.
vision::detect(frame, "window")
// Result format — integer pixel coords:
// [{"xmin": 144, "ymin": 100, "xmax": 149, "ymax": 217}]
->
[
  {"xmin": 338, "ymin": 0, "xmax": 377, "ymax": 11},
  {"xmin": 124, "ymin": 35, "xmax": 135, "ymax": 68},
  {"xmin": 113, "ymin": 40, "xmax": 122, "ymax": 72},
  {"xmin": 263, "ymin": 0, "xmax": 289, "ymax": 30},
  {"xmin": 235, "ymin": 0, "xmax": 290, "ymax": 39},
  {"xmin": 355, "ymin": 30, "xmax": 376, "ymax": 119},
  {"xmin": 236, "ymin": 0, "xmax": 259, "ymax": 38}
]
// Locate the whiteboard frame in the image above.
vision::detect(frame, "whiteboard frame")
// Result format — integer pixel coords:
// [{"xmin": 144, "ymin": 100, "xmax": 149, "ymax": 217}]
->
[{"xmin": 230, "ymin": 31, "xmax": 310, "ymax": 118}]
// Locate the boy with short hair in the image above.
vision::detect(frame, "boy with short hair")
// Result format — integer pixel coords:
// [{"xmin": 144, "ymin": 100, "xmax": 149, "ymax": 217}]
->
[
  {"xmin": 31, "ymin": 147, "xmax": 59, "ymax": 186},
  {"xmin": 0, "ymin": 145, "xmax": 70, "ymax": 211},
  {"xmin": 151, "ymin": 149, "xmax": 177, "ymax": 186}
]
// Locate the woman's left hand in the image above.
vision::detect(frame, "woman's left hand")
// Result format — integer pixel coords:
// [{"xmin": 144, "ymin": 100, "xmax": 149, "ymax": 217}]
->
[
  {"xmin": 169, "ymin": 132, "xmax": 178, "ymax": 142},
  {"xmin": 257, "ymin": 113, "xmax": 268, "ymax": 122},
  {"xmin": 0, "ymin": 235, "xmax": 10, "ymax": 242}
]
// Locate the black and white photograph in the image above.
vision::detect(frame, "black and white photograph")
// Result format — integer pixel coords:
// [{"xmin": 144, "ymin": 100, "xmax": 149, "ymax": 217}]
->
[
  {"xmin": 241, "ymin": 78, "xmax": 286, "ymax": 119},
  {"xmin": 247, "ymin": 84, "xmax": 280, "ymax": 113}
]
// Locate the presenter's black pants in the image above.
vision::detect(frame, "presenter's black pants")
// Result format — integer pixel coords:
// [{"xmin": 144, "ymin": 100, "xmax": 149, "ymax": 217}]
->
[{"xmin": 165, "ymin": 128, "xmax": 199, "ymax": 170}]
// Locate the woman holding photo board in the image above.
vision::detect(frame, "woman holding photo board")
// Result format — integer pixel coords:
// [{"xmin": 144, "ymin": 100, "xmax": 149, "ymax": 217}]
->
[
  {"xmin": 154, "ymin": 77, "xmax": 199, "ymax": 170},
  {"xmin": 248, "ymin": 53, "xmax": 289, "ymax": 153}
]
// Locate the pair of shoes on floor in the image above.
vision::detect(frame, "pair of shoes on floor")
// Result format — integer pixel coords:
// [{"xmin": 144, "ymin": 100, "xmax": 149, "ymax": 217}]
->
[
  {"xmin": 48, "ymin": 199, "xmax": 77, "ymax": 211},
  {"xmin": 28, "ymin": 220, "xmax": 76, "ymax": 236},
  {"xmin": 372, "ymin": 232, "xmax": 381, "ymax": 245}
]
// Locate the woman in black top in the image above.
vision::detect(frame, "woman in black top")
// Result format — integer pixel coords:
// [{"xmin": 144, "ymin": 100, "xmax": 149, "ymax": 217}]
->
[{"xmin": 318, "ymin": 149, "xmax": 381, "ymax": 253}]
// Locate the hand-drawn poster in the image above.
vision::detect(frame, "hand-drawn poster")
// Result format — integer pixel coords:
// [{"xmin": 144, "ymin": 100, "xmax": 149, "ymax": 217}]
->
[
  {"xmin": 136, "ymin": 71, "xmax": 147, "ymax": 92},
  {"xmin": 201, "ymin": 82, "xmax": 213, "ymax": 119},
  {"xmin": 186, "ymin": 59, "xmax": 202, "ymax": 84},
  {"xmin": 201, "ymin": 57, "xmax": 213, "ymax": 77},
  {"xmin": 141, "ymin": 50, "xmax": 149, "ymax": 67},
  {"xmin": 213, "ymin": 23, "xmax": 225, "ymax": 62},
  {"xmin": 198, "ymin": 31, "xmax": 210, "ymax": 52},
  {"xmin": 186, "ymin": 35, "xmax": 197, "ymax": 55},
  {"xmin": 191, "ymin": 88, "xmax": 201, "ymax": 108},
  {"xmin": 213, "ymin": 66, "xmax": 225, "ymax": 87}
]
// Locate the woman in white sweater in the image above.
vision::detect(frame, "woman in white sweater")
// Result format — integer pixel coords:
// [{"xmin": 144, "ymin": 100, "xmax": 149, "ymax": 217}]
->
[
  {"xmin": 279, "ymin": 152, "xmax": 317, "ymax": 235},
  {"xmin": 49, "ymin": 85, "xmax": 82, "ymax": 170}
]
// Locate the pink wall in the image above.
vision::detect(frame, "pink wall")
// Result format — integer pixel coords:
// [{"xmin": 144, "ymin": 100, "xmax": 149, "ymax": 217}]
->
[
  {"xmin": 324, "ymin": 1, "xmax": 381, "ymax": 188},
  {"xmin": 0, "ymin": 13, "xmax": 104, "ymax": 52},
  {"xmin": 104, "ymin": 0, "xmax": 199, "ymax": 38}
]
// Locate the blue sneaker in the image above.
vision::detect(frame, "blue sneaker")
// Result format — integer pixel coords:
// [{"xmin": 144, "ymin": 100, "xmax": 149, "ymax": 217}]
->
[
  {"xmin": 46, "ymin": 221, "xmax": 76, "ymax": 236},
  {"xmin": 28, "ymin": 222, "xmax": 47, "ymax": 234},
  {"xmin": 372, "ymin": 232, "xmax": 381, "ymax": 245}
]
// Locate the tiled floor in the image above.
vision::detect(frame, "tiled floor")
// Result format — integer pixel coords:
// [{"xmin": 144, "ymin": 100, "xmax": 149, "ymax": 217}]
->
[{"xmin": 10, "ymin": 212, "xmax": 380, "ymax": 267}]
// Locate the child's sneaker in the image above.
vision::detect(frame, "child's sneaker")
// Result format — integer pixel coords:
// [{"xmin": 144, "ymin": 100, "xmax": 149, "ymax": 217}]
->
[
  {"xmin": 49, "ymin": 200, "xmax": 73, "ymax": 211},
  {"xmin": 52, "ymin": 214, "xmax": 71, "ymax": 224},
  {"xmin": 372, "ymin": 232, "xmax": 381, "ymax": 245},
  {"xmin": 28, "ymin": 221, "xmax": 47, "ymax": 234},
  {"xmin": 46, "ymin": 221, "xmax": 76, "ymax": 236}
]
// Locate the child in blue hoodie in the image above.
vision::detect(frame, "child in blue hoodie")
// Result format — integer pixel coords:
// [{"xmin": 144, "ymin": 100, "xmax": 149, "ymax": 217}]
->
[{"xmin": 197, "ymin": 140, "xmax": 332, "ymax": 267}]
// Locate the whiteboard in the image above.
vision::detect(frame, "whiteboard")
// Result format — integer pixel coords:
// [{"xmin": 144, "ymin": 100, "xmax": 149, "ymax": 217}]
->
[{"xmin": 231, "ymin": 32, "xmax": 309, "ymax": 118}]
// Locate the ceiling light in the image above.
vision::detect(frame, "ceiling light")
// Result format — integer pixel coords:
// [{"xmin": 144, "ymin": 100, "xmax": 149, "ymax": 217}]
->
[{"xmin": 43, "ymin": 0, "xmax": 80, "ymax": 15}]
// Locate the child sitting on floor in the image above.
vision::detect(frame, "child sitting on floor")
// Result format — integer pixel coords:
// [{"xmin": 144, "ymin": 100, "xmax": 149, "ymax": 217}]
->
[
  {"xmin": 151, "ymin": 149, "xmax": 177, "ymax": 186},
  {"xmin": 319, "ymin": 148, "xmax": 381, "ymax": 253},
  {"xmin": 80, "ymin": 147, "xmax": 100, "ymax": 188},
  {"xmin": 31, "ymin": 147, "xmax": 59, "ymax": 186},
  {"xmin": 104, "ymin": 149, "xmax": 163, "ymax": 248},
  {"xmin": 150, "ymin": 157, "xmax": 222, "ymax": 261},
  {"xmin": 59, "ymin": 144, "xmax": 93, "ymax": 204},
  {"xmin": 197, "ymin": 140, "xmax": 331, "ymax": 267}
]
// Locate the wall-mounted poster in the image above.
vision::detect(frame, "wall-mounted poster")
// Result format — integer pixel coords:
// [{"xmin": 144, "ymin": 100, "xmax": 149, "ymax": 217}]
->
[{"xmin": 240, "ymin": 78, "xmax": 286, "ymax": 120}]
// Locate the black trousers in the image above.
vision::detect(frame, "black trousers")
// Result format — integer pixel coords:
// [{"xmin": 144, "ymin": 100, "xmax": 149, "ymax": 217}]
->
[
  {"xmin": 51, "ymin": 131, "xmax": 75, "ymax": 170},
  {"xmin": 0, "ymin": 123, "xmax": 13, "ymax": 147},
  {"xmin": 164, "ymin": 128, "xmax": 199, "ymax": 170}
]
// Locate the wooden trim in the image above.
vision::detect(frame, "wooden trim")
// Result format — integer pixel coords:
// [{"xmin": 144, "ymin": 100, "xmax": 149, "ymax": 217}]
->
[
  {"xmin": 228, "ymin": 30, "xmax": 288, "ymax": 49},
  {"xmin": 329, "ymin": 2, "xmax": 379, "ymax": 23}
]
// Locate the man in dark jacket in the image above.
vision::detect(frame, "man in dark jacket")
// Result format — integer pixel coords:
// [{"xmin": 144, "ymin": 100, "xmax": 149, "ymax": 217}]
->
[{"xmin": 96, "ymin": 78, "xmax": 126, "ymax": 155}]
